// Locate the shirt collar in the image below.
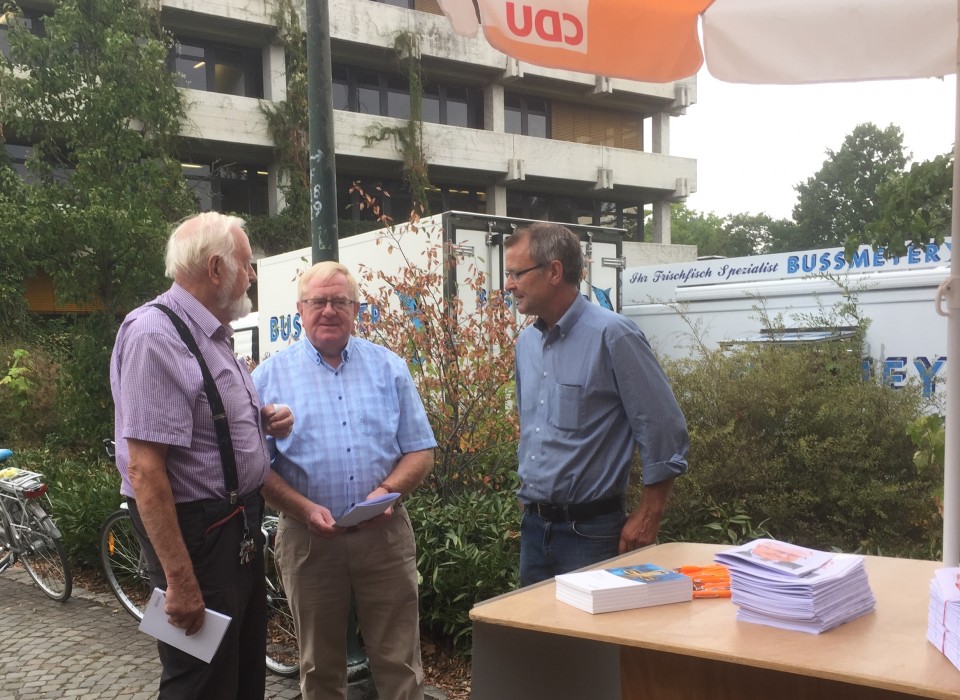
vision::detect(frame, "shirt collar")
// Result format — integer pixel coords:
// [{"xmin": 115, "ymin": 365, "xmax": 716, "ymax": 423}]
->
[
  {"xmin": 533, "ymin": 292, "xmax": 589, "ymax": 338},
  {"xmin": 306, "ymin": 335, "xmax": 355, "ymax": 370},
  {"xmin": 168, "ymin": 283, "xmax": 230, "ymax": 340}
]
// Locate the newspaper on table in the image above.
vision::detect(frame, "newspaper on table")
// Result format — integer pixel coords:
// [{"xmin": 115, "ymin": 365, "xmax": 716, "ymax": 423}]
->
[
  {"xmin": 928, "ymin": 567, "xmax": 960, "ymax": 672},
  {"xmin": 715, "ymin": 538, "xmax": 876, "ymax": 634}
]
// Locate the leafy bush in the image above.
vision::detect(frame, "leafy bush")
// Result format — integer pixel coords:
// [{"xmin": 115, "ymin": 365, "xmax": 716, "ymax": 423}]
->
[
  {"xmin": 660, "ymin": 337, "xmax": 940, "ymax": 558},
  {"xmin": 407, "ymin": 481, "xmax": 520, "ymax": 652},
  {"xmin": 659, "ymin": 494, "xmax": 770, "ymax": 545},
  {"xmin": 53, "ymin": 313, "xmax": 119, "ymax": 451},
  {"xmin": 0, "ymin": 343, "xmax": 61, "ymax": 446}
]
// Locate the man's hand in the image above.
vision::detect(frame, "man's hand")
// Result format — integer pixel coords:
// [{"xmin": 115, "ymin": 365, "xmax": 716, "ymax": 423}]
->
[
  {"xmin": 618, "ymin": 508, "xmax": 661, "ymax": 554},
  {"xmin": 618, "ymin": 479, "xmax": 674, "ymax": 554},
  {"xmin": 164, "ymin": 575, "xmax": 206, "ymax": 636},
  {"xmin": 305, "ymin": 504, "xmax": 338, "ymax": 539},
  {"xmin": 261, "ymin": 403, "xmax": 294, "ymax": 438}
]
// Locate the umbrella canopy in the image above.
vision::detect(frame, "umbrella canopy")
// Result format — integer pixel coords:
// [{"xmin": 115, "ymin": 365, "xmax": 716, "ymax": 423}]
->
[
  {"xmin": 438, "ymin": 0, "xmax": 960, "ymax": 563},
  {"xmin": 437, "ymin": 0, "xmax": 956, "ymax": 84}
]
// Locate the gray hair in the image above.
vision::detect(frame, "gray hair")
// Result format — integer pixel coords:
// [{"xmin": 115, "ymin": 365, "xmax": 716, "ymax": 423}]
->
[
  {"xmin": 506, "ymin": 222, "xmax": 583, "ymax": 286},
  {"xmin": 164, "ymin": 212, "xmax": 247, "ymax": 281}
]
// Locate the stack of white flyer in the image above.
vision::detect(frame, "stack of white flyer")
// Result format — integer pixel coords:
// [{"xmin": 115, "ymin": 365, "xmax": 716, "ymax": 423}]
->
[
  {"xmin": 714, "ymin": 538, "xmax": 875, "ymax": 634},
  {"xmin": 555, "ymin": 563, "xmax": 693, "ymax": 614},
  {"xmin": 927, "ymin": 567, "xmax": 960, "ymax": 671}
]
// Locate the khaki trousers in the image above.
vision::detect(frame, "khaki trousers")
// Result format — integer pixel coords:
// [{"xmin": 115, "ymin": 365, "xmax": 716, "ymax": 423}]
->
[{"xmin": 277, "ymin": 505, "xmax": 424, "ymax": 700}]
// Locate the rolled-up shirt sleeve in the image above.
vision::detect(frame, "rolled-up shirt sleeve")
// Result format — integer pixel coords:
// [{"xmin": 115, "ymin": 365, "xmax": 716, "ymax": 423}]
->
[{"xmin": 610, "ymin": 329, "xmax": 689, "ymax": 486}]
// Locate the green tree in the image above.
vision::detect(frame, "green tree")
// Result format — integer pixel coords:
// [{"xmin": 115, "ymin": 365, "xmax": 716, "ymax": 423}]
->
[
  {"xmin": 669, "ymin": 203, "xmax": 726, "ymax": 255},
  {"xmin": 670, "ymin": 204, "xmax": 794, "ymax": 257},
  {"xmin": 791, "ymin": 123, "xmax": 907, "ymax": 251},
  {"xmin": 722, "ymin": 212, "xmax": 795, "ymax": 256},
  {"xmin": 0, "ymin": 0, "xmax": 193, "ymax": 316},
  {"xmin": 867, "ymin": 152, "xmax": 953, "ymax": 256},
  {"xmin": 0, "ymin": 0, "xmax": 193, "ymax": 446}
]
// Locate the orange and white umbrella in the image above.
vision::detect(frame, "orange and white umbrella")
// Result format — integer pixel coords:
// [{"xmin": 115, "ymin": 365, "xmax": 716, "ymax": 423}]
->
[
  {"xmin": 438, "ymin": 0, "xmax": 960, "ymax": 563},
  {"xmin": 437, "ymin": 0, "xmax": 956, "ymax": 84}
]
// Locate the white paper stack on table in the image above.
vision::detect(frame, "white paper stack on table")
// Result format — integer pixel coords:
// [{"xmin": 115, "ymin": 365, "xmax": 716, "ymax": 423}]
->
[
  {"xmin": 927, "ymin": 567, "xmax": 960, "ymax": 671},
  {"xmin": 714, "ymin": 538, "xmax": 875, "ymax": 634},
  {"xmin": 555, "ymin": 563, "xmax": 693, "ymax": 614}
]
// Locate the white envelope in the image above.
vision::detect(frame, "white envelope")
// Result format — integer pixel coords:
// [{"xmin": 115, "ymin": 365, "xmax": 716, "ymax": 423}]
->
[{"xmin": 138, "ymin": 588, "xmax": 232, "ymax": 663}]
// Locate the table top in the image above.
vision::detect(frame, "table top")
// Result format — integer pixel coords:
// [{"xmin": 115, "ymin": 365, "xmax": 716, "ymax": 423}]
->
[{"xmin": 470, "ymin": 542, "xmax": 960, "ymax": 699}]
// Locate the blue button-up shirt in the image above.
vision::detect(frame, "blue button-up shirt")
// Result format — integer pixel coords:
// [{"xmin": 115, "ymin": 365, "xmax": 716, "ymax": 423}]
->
[
  {"xmin": 252, "ymin": 336, "xmax": 437, "ymax": 520},
  {"xmin": 515, "ymin": 294, "xmax": 688, "ymax": 504}
]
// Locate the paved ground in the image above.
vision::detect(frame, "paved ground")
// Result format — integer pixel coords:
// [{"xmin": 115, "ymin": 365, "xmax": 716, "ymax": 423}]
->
[{"xmin": 0, "ymin": 567, "xmax": 446, "ymax": 700}]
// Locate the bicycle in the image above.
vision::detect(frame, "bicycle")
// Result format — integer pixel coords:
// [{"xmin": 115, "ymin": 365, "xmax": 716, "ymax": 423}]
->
[
  {"xmin": 0, "ymin": 448, "xmax": 72, "ymax": 602},
  {"xmin": 98, "ymin": 440, "xmax": 299, "ymax": 676}
]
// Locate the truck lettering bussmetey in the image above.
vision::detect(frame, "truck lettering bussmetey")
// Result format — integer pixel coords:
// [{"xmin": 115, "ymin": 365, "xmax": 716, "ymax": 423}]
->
[
  {"xmin": 255, "ymin": 212, "xmax": 625, "ymax": 361},
  {"xmin": 622, "ymin": 240, "xmax": 951, "ymax": 397}
]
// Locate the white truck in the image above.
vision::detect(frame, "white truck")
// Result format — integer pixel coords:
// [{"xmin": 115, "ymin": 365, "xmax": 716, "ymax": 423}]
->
[
  {"xmin": 622, "ymin": 240, "xmax": 952, "ymax": 398},
  {"xmin": 254, "ymin": 211, "xmax": 626, "ymax": 361}
]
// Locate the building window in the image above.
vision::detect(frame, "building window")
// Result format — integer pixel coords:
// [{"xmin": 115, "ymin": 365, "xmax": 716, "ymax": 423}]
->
[
  {"xmin": 505, "ymin": 93, "xmax": 550, "ymax": 137},
  {"xmin": 333, "ymin": 64, "xmax": 482, "ymax": 128},
  {"xmin": 169, "ymin": 37, "xmax": 264, "ymax": 98},
  {"xmin": 507, "ymin": 191, "xmax": 640, "ymax": 231},
  {"xmin": 0, "ymin": 8, "xmax": 45, "ymax": 58},
  {"xmin": 182, "ymin": 161, "xmax": 269, "ymax": 216},
  {"xmin": 4, "ymin": 142, "xmax": 72, "ymax": 185},
  {"xmin": 3, "ymin": 143, "xmax": 32, "ymax": 181},
  {"xmin": 338, "ymin": 177, "xmax": 486, "ymax": 231}
]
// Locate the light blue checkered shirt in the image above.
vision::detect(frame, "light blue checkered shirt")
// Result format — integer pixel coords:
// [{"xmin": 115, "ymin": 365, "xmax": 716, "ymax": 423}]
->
[{"xmin": 252, "ymin": 336, "xmax": 437, "ymax": 519}]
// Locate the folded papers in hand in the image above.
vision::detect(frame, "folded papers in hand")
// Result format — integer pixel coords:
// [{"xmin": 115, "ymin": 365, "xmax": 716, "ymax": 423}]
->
[
  {"xmin": 335, "ymin": 492, "xmax": 401, "ymax": 528},
  {"xmin": 138, "ymin": 588, "xmax": 231, "ymax": 663}
]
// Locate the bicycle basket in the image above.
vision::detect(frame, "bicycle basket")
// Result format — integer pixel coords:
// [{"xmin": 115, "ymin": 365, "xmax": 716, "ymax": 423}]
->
[{"xmin": 0, "ymin": 468, "xmax": 46, "ymax": 498}]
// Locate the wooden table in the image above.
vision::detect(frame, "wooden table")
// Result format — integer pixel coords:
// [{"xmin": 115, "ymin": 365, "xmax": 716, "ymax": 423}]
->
[{"xmin": 470, "ymin": 542, "xmax": 960, "ymax": 699}]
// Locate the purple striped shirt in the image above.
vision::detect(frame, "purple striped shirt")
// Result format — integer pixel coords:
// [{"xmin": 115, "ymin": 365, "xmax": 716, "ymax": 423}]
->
[{"xmin": 110, "ymin": 284, "xmax": 270, "ymax": 502}]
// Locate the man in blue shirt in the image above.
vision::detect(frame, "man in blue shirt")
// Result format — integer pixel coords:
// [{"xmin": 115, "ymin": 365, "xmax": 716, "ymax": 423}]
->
[
  {"xmin": 505, "ymin": 223, "xmax": 689, "ymax": 587},
  {"xmin": 252, "ymin": 261, "xmax": 436, "ymax": 700}
]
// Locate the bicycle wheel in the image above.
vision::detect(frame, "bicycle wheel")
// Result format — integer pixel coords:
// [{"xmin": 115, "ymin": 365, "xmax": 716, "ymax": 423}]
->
[
  {"xmin": 20, "ymin": 501, "xmax": 72, "ymax": 602},
  {"xmin": 0, "ymin": 507, "xmax": 13, "ymax": 572},
  {"xmin": 99, "ymin": 509, "xmax": 151, "ymax": 620},
  {"xmin": 264, "ymin": 519, "xmax": 299, "ymax": 677}
]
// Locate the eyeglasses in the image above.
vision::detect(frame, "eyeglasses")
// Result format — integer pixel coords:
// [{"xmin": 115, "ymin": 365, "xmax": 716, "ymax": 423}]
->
[
  {"xmin": 504, "ymin": 264, "xmax": 543, "ymax": 282},
  {"xmin": 300, "ymin": 297, "xmax": 357, "ymax": 313}
]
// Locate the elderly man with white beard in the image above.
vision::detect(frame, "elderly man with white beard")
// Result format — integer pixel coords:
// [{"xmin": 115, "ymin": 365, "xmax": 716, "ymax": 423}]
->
[{"xmin": 110, "ymin": 212, "xmax": 293, "ymax": 700}]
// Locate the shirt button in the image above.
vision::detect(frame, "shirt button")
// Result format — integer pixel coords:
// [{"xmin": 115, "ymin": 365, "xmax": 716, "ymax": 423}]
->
[
  {"xmin": 540, "ymin": 400, "xmax": 544, "ymax": 405},
  {"xmin": 535, "ymin": 427, "xmax": 540, "ymax": 433},
  {"xmin": 347, "ymin": 448, "xmax": 351, "ymax": 453},
  {"xmin": 530, "ymin": 455, "xmax": 536, "ymax": 461},
  {"xmin": 542, "ymin": 371, "xmax": 547, "ymax": 377}
]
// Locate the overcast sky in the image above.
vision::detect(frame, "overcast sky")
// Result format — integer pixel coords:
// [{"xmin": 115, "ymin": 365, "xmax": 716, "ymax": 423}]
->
[{"xmin": 668, "ymin": 72, "xmax": 957, "ymax": 221}]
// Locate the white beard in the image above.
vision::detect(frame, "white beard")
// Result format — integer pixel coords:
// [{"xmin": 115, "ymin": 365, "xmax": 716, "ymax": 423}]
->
[{"xmin": 217, "ymin": 264, "xmax": 253, "ymax": 322}]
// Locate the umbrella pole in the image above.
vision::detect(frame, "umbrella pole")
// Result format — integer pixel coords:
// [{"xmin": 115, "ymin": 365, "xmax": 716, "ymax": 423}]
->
[{"xmin": 942, "ymin": 5, "xmax": 960, "ymax": 565}]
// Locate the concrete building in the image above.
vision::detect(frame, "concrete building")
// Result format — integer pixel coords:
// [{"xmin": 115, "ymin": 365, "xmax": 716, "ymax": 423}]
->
[{"xmin": 3, "ymin": 0, "xmax": 698, "ymax": 283}]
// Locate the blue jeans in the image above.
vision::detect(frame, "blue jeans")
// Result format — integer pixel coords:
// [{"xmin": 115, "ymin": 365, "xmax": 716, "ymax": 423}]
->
[{"xmin": 519, "ymin": 509, "xmax": 625, "ymax": 587}]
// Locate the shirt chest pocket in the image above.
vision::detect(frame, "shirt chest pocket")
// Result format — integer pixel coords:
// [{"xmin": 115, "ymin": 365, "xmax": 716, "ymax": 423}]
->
[{"xmin": 549, "ymin": 383, "xmax": 583, "ymax": 431}]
